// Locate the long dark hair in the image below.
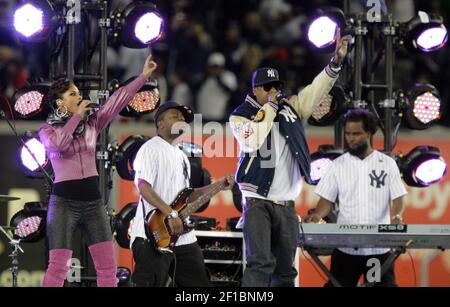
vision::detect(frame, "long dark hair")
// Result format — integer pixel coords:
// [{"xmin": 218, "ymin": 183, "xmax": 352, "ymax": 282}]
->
[{"xmin": 46, "ymin": 78, "xmax": 73, "ymax": 110}]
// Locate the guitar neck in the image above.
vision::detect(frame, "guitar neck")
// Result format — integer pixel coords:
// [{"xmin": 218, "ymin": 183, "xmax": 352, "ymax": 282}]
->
[{"xmin": 179, "ymin": 181, "xmax": 227, "ymax": 219}]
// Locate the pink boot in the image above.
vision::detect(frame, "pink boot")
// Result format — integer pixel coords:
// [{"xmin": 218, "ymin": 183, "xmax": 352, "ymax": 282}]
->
[
  {"xmin": 88, "ymin": 241, "xmax": 117, "ymax": 287},
  {"xmin": 42, "ymin": 249, "xmax": 72, "ymax": 287}
]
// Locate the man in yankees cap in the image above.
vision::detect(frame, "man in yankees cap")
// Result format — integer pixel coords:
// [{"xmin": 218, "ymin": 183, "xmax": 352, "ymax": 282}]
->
[{"xmin": 229, "ymin": 30, "xmax": 352, "ymax": 287}]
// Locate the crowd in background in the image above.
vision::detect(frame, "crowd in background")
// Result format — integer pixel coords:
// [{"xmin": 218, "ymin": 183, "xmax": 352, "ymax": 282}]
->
[{"xmin": 1, "ymin": 0, "xmax": 449, "ymax": 125}]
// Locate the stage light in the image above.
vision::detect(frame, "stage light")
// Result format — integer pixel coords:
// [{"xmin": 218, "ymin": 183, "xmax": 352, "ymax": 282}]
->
[
  {"xmin": 12, "ymin": 83, "xmax": 51, "ymax": 119},
  {"xmin": 17, "ymin": 131, "xmax": 52, "ymax": 179},
  {"xmin": 114, "ymin": 203, "xmax": 137, "ymax": 249},
  {"xmin": 10, "ymin": 202, "xmax": 46, "ymax": 243},
  {"xmin": 119, "ymin": 77, "xmax": 160, "ymax": 117},
  {"xmin": 308, "ymin": 86, "xmax": 347, "ymax": 126},
  {"xmin": 18, "ymin": 132, "xmax": 46, "ymax": 173},
  {"xmin": 20, "ymin": 138, "xmax": 46, "ymax": 172},
  {"xmin": 308, "ymin": 17, "xmax": 338, "ymax": 48},
  {"xmin": 115, "ymin": 135, "xmax": 150, "ymax": 181},
  {"xmin": 310, "ymin": 157, "xmax": 333, "ymax": 184},
  {"xmin": 416, "ymin": 27, "xmax": 447, "ymax": 51},
  {"xmin": 134, "ymin": 12, "xmax": 164, "ymax": 45},
  {"xmin": 116, "ymin": 267, "xmax": 131, "ymax": 287},
  {"xmin": 307, "ymin": 7, "xmax": 346, "ymax": 52},
  {"xmin": 111, "ymin": 1, "xmax": 164, "ymax": 49},
  {"xmin": 177, "ymin": 142, "xmax": 202, "ymax": 158},
  {"xmin": 309, "ymin": 145, "xmax": 343, "ymax": 185},
  {"xmin": 14, "ymin": 4, "xmax": 43, "ymax": 38},
  {"xmin": 396, "ymin": 146, "xmax": 447, "ymax": 187},
  {"xmin": 403, "ymin": 84, "xmax": 441, "ymax": 130},
  {"xmin": 13, "ymin": 0, "xmax": 56, "ymax": 42},
  {"xmin": 402, "ymin": 11, "xmax": 448, "ymax": 52}
]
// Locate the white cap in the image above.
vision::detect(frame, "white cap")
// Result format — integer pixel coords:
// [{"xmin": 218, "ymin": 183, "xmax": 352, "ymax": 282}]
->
[{"xmin": 207, "ymin": 52, "xmax": 225, "ymax": 67}]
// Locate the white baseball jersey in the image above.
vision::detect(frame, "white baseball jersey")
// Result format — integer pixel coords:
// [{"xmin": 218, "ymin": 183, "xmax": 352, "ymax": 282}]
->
[
  {"xmin": 315, "ymin": 150, "xmax": 407, "ymax": 256},
  {"xmin": 130, "ymin": 136, "xmax": 196, "ymax": 248}
]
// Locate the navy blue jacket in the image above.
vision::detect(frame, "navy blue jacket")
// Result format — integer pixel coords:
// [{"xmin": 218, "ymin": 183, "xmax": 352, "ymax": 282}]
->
[{"xmin": 231, "ymin": 96, "xmax": 312, "ymax": 197}]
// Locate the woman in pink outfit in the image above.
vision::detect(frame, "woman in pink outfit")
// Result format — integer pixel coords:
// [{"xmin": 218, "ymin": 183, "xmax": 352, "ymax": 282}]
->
[{"xmin": 39, "ymin": 55, "xmax": 157, "ymax": 287}]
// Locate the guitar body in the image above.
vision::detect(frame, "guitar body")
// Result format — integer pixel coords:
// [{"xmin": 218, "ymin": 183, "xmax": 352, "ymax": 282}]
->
[{"xmin": 145, "ymin": 188, "xmax": 193, "ymax": 252}]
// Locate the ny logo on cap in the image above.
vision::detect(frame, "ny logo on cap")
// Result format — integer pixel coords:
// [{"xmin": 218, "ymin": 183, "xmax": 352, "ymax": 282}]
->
[{"xmin": 267, "ymin": 69, "xmax": 276, "ymax": 78}]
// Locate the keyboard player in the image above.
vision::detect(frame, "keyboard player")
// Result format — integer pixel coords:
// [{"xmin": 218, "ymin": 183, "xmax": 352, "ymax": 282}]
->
[{"xmin": 303, "ymin": 109, "xmax": 407, "ymax": 287}]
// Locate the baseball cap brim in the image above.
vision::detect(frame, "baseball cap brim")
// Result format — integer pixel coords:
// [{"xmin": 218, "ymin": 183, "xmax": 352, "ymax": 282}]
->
[
  {"xmin": 253, "ymin": 80, "xmax": 284, "ymax": 88},
  {"xmin": 155, "ymin": 102, "xmax": 194, "ymax": 124}
]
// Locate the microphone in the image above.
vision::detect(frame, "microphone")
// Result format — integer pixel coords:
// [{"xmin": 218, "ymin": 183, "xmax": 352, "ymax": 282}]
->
[
  {"xmin": 87, "ymin": 103, "xmax": 101, "ymax": 110},
  {"xmin": 275, "ymin": 93, "xmax": 289, "ymax": 104},
  {"xmin": 86, "ymin": 92, "xmax": 102, "ymax": 110},
  {"xmin": 88, "ymin": 103, "xmax": 101, "ymax": 118},
  {"xmin": 76, "ymin": 100, "xmax": 101, "ymax": 110},
  {"xmin": 84, "ymin": 103, "xmax": 101, "ymax": 118}
]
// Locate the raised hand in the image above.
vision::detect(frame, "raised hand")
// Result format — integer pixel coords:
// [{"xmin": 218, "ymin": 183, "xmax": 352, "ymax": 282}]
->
[
  {"xmin": 143, "ymin": 54, "xmax": 158, "ymax": 78},
  {"xmin": 333, "ymin": 28, "xmax": 352, "ymax": 66}
]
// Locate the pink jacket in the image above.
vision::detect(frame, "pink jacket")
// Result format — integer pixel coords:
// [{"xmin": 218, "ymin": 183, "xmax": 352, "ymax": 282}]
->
[{"xmin": 39, "ymin": 74, "xmax": 148, "ymax": 183}]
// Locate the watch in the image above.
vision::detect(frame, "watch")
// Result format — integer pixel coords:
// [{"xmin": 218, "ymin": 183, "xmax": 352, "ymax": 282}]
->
[
  {"xmin": 330, "ymin": 56, "xmax": 343, "ymax": 69},
  {"xmin": 167, "ymin": 210, "xmax": 179, "ymax": 219}
]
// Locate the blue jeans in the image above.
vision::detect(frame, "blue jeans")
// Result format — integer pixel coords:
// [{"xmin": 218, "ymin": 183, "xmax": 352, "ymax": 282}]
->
[{"xmin": 242, "ymin": 198, "xmax": 299, "ymax": 287}]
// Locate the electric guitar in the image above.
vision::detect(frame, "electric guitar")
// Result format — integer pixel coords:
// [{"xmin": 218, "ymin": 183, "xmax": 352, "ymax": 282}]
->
[{"xmin": 145, "ymin": 180, "xmax": 228, "ymax": 252}]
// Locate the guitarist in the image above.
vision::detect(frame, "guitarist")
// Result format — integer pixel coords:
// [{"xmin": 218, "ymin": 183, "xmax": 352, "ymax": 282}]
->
[{"xmin": 130, "ymin": 101, "xmax": 234, "ymax": 287}]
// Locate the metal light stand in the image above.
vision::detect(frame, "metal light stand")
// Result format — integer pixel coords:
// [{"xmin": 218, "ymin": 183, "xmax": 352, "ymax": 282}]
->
[
  {"xmin": 343, "ymin": 11, "xmax": 398, "ymax": 154},
  {"xmin": 0, "ymin": 226, "xmax": 24, "ymax": 287},
  {"xmin": 314, "ymin": 2, "xmax": 407, "ymax": 287},
  {"xmin": 382, "ymin": 15, "xmax": 396, "ymax": 154},
  {"xmin": 97, "ymin": 0, "xmax": 112, "ymax": 215}
]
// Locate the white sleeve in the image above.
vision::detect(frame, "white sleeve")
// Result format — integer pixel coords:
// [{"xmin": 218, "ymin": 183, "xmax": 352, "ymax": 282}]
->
[
  {"xmin": 389, "ymin": 159, "xmax": 408, "ymax": 200},
  {"xmin": 133, "ymin": 143, "xmax": 158, "ymax": 187},
  {"xmin": 314, "ymin": 162, "xmax": 338, "ymax": 203},
  {"xmin": 229, "ymin": 102, "xmax": 278, "ymax": 153},
  {"xmin": 287, "ymin": 65, "xmax": 340, "ymax": 120}
]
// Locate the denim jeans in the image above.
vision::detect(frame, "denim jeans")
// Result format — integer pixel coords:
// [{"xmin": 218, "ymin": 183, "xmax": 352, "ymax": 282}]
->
[
  {"xmin": 242, "ymin": 198, "xmax": 299, "ymax": 287},
  {"xmin": 46, "ymin": 195, "xmax": 113, "ymax": 249}
]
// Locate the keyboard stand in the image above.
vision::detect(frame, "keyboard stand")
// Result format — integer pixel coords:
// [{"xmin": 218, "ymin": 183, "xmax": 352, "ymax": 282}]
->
[
  {"xmin": 306, "ymin": 246, "xmax": 407, "ymax": 287},
  {"xmin": 363, "ymin": 240, "xmax": 415, "ymax": 286},
  {"xmin": 306, "ymin": 248, "xmax": 342, "ymax": 287}
]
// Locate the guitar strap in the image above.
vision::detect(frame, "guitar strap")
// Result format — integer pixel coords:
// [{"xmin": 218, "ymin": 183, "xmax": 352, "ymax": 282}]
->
[
  {"xmin": 182, "ymin": 159, "xmax": 191, "ymax": 188},
  {"xmin": 141, "ymin": 197, "xmax": 153, "ymax": 241},
  {"xmin": 141, "ymin": 197, "xmax": 147, "ymax": 221}
]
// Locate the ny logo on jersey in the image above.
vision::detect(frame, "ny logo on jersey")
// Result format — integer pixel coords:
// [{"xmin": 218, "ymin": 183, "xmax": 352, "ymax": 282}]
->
[
  {"xmin": 369, "ymin": 170, "xmax": 387, "ymax": 188},
  {"xmin": 267, "ymin": 69, "xmax": 276, "ymax": 78},
  {"xmin": 279, "ymin": 105, "xmax": 297, "ymax": 123}
]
